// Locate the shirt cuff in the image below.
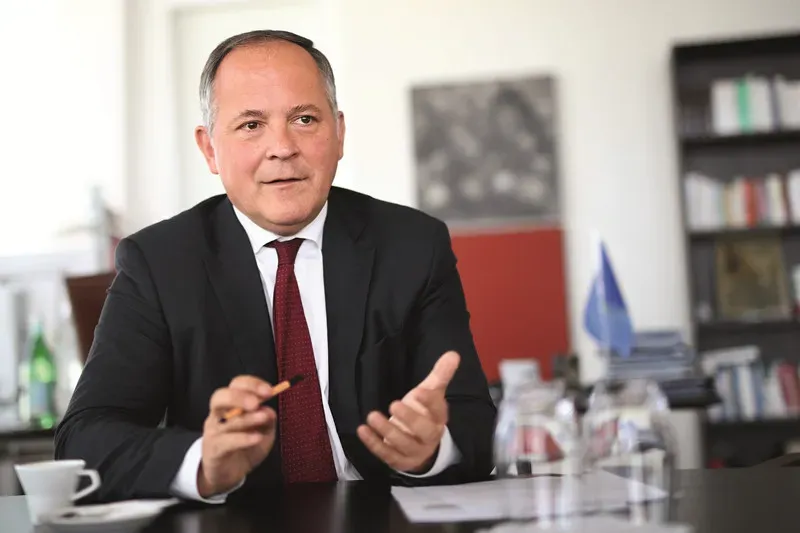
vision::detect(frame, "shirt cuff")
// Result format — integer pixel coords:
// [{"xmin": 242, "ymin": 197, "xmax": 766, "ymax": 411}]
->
[
  {"xmin": 397, "ymin": 425, "xmax": 461, "ymax": 478},
  {"xmin": 169, "ymin": 437, "xmax": 244, "ymax": 503}
]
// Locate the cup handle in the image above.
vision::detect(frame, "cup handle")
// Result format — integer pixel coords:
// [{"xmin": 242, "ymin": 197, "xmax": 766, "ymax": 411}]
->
[{"xmin": 71, "ymin": 469, "xmax": 102, "ymax": 501}]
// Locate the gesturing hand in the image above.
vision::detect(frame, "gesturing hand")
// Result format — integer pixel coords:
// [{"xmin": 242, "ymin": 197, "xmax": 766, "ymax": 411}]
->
[
  {"xmin": 357, "ymin": 351, "xmax": 460, "ymax": 474},
  {"xmin": 198, "ymin": 376, "xmax": 277, "ymax": 498}
]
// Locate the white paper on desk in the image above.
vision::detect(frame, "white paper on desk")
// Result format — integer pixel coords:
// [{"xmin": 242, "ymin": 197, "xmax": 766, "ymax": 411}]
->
[
  {"xmin": 392, "ymin": 470, "xmax": 667, "ymax": 523},
  {"xmin": 475, "ymin": 515, "xmax": 692, "ymax": 533}
]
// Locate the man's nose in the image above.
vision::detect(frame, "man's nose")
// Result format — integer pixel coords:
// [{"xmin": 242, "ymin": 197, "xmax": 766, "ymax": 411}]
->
[{"xmin": 265, "ymin": 124, "xmax": 299, "ymax": 160}]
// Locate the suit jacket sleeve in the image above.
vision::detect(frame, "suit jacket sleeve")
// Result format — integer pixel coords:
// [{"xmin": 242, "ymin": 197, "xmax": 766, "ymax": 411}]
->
[
  {"xmin": 399, "ymin": 220, "xmax": 497, "ymax": 485},
  {"xmin": 54, "ymin": 238, "xmax": 200, "ymax": 502}
]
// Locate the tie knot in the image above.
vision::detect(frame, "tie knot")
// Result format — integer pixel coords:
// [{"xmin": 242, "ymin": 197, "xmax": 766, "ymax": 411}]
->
[{"xmin": 268, "ymin": 238, "xmax": 303, "ymax": 265}]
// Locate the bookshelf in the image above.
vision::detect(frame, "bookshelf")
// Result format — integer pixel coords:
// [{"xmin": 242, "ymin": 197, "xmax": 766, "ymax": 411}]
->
[
  {"xmin": 697, "ymin": 318, "xmax": 800, "ymax": 335},
  {"xmin": 672, "ymin": 32, "xmax": 800, "ymax": 467},
  {"xmin": 689, "ymin": 225, "xmax": 800, "ymax": 241},
  {"xmin": 681, "ymin": 129, "xmax": 800, "ymax": 147}
]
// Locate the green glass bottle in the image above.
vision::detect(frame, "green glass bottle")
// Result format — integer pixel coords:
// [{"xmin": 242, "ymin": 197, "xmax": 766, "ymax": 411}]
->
[{"xmin": 28, "ymin": 322, "xmax": 57, "ymax": 429}]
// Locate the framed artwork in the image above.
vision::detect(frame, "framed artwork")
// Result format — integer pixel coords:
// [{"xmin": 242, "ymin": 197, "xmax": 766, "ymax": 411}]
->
[
  {"xmin": 411, "ymin": 75, "xmax": 560, "ymax": 228},
  {"xmin": 714, "ymin": 237, "xmax": 791, "ymax": 321}
]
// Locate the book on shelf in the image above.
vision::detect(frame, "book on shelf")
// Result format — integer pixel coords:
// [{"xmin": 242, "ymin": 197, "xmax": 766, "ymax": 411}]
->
[
  {"xmin": 684, "ymin": 169, "xmax": 800, "ymax": 231},
  {"xmin": 703, "ymin": 345, "xmax": 800, "ymax": 422},
  {"xmin": 707, "ymin": 75, "xmax": 800, "ymax": 136}
]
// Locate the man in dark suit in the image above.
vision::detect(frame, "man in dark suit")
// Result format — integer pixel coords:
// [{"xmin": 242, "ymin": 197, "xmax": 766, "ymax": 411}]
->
[{"xmin": 55, "ymin": 30, "xmax": 496, "ymax": 503}]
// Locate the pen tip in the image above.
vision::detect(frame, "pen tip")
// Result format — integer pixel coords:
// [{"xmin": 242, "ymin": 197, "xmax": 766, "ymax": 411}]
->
[{"xmin": 289, "ymin": 374, "xmax": 304, "ymax": 386}]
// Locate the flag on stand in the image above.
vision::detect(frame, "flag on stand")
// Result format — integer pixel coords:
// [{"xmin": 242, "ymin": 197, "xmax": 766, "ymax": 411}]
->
[{"xmin": 583, "ymin": 241, "xmax": 634, "ymax": 357}]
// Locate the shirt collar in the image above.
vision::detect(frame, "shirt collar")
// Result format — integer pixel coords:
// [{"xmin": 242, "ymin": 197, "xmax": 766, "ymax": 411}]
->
[{"xmin": 232, "ymin": 200, "xmax": 328, "ymax": 254}]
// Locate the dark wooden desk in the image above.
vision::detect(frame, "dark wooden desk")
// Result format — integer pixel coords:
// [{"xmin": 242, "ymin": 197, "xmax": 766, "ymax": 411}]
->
[
  {"xmin": 3, "ymin": 468, "xmax": 800, "ymax": 532},
  {"xmin": 0, "ymin": 426, "xmax": 54, "ymax": 442}
]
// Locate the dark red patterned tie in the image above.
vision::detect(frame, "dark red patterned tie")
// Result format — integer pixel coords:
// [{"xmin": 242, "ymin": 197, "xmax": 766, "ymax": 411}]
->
[{"xmin": 268, "ymin": 238, "xmax": 337, "ymax": 483}]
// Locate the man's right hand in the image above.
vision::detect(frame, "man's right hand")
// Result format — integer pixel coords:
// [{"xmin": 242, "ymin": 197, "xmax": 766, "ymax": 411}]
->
[{"xmin": 198, "ymin": 376, "xmax": 277, "ymax": 498}]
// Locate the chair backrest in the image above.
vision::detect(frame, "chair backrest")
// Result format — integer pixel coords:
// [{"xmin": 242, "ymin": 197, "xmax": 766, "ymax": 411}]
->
[{"xmin": 64, "ymin": 272, "xmax": 116, "ymax": 363}]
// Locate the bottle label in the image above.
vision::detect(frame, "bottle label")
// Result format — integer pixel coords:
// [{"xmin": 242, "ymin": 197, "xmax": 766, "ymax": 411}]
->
[
  {"xmin": 29, "ymin": 381, "xmax": 53, "ymax": 417},
  {"xmin": 31, "ymin": 357, "xmax": 56, "ymax": 384}
]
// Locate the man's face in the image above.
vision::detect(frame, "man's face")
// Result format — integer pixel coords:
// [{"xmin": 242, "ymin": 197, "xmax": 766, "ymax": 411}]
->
[{"xmin": 195, "ymin": 41, "xmax": 345, "ymax": 235}]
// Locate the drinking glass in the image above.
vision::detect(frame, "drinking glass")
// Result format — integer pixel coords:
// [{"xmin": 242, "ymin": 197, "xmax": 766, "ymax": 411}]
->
[
  {"xmin": 581, "ymin": 378, "xmax": 678, "ymax": 524},
  {"xmin": 493, "ymin": 378, "xmax": 581, "ymax": 526}
]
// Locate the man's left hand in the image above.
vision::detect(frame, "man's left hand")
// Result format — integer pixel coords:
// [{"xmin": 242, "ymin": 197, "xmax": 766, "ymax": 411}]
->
[{"xmin": 357, "ymin": 351, "xmax": 460, "ymax": 474}]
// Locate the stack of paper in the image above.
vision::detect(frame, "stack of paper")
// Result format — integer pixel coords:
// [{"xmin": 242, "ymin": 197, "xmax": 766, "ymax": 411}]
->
[{"xmin": 391, "ymin": 470, "xmax": 667, "ymax": 523}]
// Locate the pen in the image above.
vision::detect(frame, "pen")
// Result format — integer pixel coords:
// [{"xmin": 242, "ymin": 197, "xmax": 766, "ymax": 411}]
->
[{"xmin": 218, "ymin": 374, "xmax": 304, "ymax": 423}]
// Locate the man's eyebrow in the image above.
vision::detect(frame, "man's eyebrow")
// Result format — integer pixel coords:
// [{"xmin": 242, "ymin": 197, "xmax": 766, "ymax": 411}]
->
[
  {"xmin": 231, "ymin": 109, "xmax": 267, "ymax": 124},
  {"xmin": 288, "ymin": 103, "xmax": 323, "ymax": 116},
  {"xmin": 229, "ymin": 105, "xmax": 323, "ymax": 125}
]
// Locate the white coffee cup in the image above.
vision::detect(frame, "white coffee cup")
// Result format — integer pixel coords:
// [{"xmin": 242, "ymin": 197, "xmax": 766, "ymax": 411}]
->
[{"xmin": 14, "ymin": 459, "xmax": 101, "ymax": 524}]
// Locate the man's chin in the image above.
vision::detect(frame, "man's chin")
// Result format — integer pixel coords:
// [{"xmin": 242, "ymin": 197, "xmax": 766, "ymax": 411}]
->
[
  {"xmin": 261, "ymin": 210, "xmax": 317, "ymax": 235},
  {"xmin": 246, "ymin": 194, "xmax": 326, "ymax": 234}
]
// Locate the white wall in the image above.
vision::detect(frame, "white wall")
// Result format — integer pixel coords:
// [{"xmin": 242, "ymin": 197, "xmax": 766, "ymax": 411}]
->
[
  {"xmin": 0, "ymin": 1, "xmax": 124, "ymax": 424},
  {"xmin": 335, "ymin": 0, "xmax": 800, "ymax": 382},
  {"xmin": 125, "ymin": 0, "xmax": 800, "ymax": 383},
  {"xmin": 0, "ymin": 0, "xmax": 125, "ymax": 257},
  {"xmin": 123, "ymin": 0, "xmax": 184, "ymax": 232}
]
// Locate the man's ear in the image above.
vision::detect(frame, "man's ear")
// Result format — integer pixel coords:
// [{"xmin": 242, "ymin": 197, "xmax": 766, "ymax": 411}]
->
[
  {"xmin": 195, "ymin": 126, "xmax": 219, "ymax": 175},
  {"xmin": 336, "ymin": 111, "xmax": 346, "ymax": 160}
]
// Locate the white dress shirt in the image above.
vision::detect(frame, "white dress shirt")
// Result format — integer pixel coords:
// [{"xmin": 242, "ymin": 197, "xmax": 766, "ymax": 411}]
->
[{"xmin": 170, "ymin": 202, "xmax": 460, "ymax": 502}]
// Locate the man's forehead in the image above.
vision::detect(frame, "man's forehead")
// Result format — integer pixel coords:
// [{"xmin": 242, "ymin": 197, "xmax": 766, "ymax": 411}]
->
[
  {"xmin": 214, "ymin": 45, "xmax": 323, "ymax": 99},
  {"xmin": 217, "ymin": 41, "xmax": 315, "ymax": 78}
]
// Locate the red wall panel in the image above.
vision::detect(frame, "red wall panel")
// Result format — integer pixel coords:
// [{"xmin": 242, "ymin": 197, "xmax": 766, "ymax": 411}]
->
[{"xmin": 451, "ymin": 228, "xmax": 570, "ymax": 383}]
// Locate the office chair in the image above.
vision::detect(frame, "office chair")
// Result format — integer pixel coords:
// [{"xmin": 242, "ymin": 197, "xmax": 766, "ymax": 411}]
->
[{"xmin": 64, "ymin": 272, "xmax": 115, "ymax": 364}]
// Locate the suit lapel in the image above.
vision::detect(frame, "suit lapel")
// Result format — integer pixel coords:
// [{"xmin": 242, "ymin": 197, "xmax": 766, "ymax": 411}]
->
[
  {"xmin": 323, "ymin": 189, "xmax": 374, "ymax": 436},
  {"xmin": 203, "ymin": 199, "xmax": 278, "ymax": 384}
]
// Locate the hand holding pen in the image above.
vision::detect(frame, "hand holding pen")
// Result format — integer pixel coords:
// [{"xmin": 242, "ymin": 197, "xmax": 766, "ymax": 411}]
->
[
  {"xmin": 197, "ymin": 375, "xmax": 303, "ymax": 498},
  {"xmin": 218, "ymin": 375, "xmax": 304, "ymax": 423}
]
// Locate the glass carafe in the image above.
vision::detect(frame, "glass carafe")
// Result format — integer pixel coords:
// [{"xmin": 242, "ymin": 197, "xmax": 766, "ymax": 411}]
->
[
  {"xmin": 493, "ymin": 378, "xmax": 580, "ymax": 525},
  {"xmin": 581, "ymin": 378, "xmax": 678, "ymax": 523}
]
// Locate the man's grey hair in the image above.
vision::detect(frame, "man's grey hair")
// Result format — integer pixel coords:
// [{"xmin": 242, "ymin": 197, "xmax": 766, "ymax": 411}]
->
[{"xmin": 199, "ymin": 30, "xmax": 338, "ymax": 132}]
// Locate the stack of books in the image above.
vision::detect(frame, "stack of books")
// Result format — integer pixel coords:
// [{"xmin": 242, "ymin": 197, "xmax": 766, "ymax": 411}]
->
[
  {"xmin": 604, "ymin": 331, "xmax": 715, "ymax": 408},
  {"xmin": 606, "ymin": 330, "xmax": 697, "ymax": 382},
  {"xmin": 580, "ymin": 330, "xmax": 715, "ymax": 411}
]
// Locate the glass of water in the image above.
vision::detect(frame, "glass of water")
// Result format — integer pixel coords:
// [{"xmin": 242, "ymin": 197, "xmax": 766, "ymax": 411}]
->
[
  {"xmin": 493, "ymin": 378, "xmax": 581, "ymax": 526},
  {"xmin": 581, "ymin": 378, "xmax": 678, "ymax": 523}
]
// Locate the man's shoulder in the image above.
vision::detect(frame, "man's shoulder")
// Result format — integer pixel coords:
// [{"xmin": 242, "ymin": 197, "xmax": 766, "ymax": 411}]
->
[
  {"xmin": 330, "ymin": 187, "xmax": 447, "ymax": 238},
  {"xmin": 123, "ymin": 194, "xmax": 227, "ymax": 256}
]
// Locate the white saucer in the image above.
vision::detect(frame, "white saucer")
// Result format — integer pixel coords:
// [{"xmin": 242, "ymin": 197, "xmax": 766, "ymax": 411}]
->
[{"xmin": 42, "ymin": 499, "xmax": 179, "ymax": 533}]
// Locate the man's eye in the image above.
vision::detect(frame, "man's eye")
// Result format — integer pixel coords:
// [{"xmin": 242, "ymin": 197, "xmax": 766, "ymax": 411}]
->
[
  {"xmin": 242, "ymin": 121, "xmax": 260, "ymax": 131},
  {"xmin": 296, "ymin": 115, "xmax": 316, "ymax": 125}
]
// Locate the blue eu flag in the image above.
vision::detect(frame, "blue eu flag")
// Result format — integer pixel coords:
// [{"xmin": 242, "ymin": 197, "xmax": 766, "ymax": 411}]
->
[{"xmin": 583, "ymin": 242, "xmax": 634, "ymax": 357}]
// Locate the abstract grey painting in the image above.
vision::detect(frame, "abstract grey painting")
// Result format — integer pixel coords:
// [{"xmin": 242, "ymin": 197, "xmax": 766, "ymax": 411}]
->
[{"xmin": 411, "ymin": 76, "xmax": 560, "ymax": 228}]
